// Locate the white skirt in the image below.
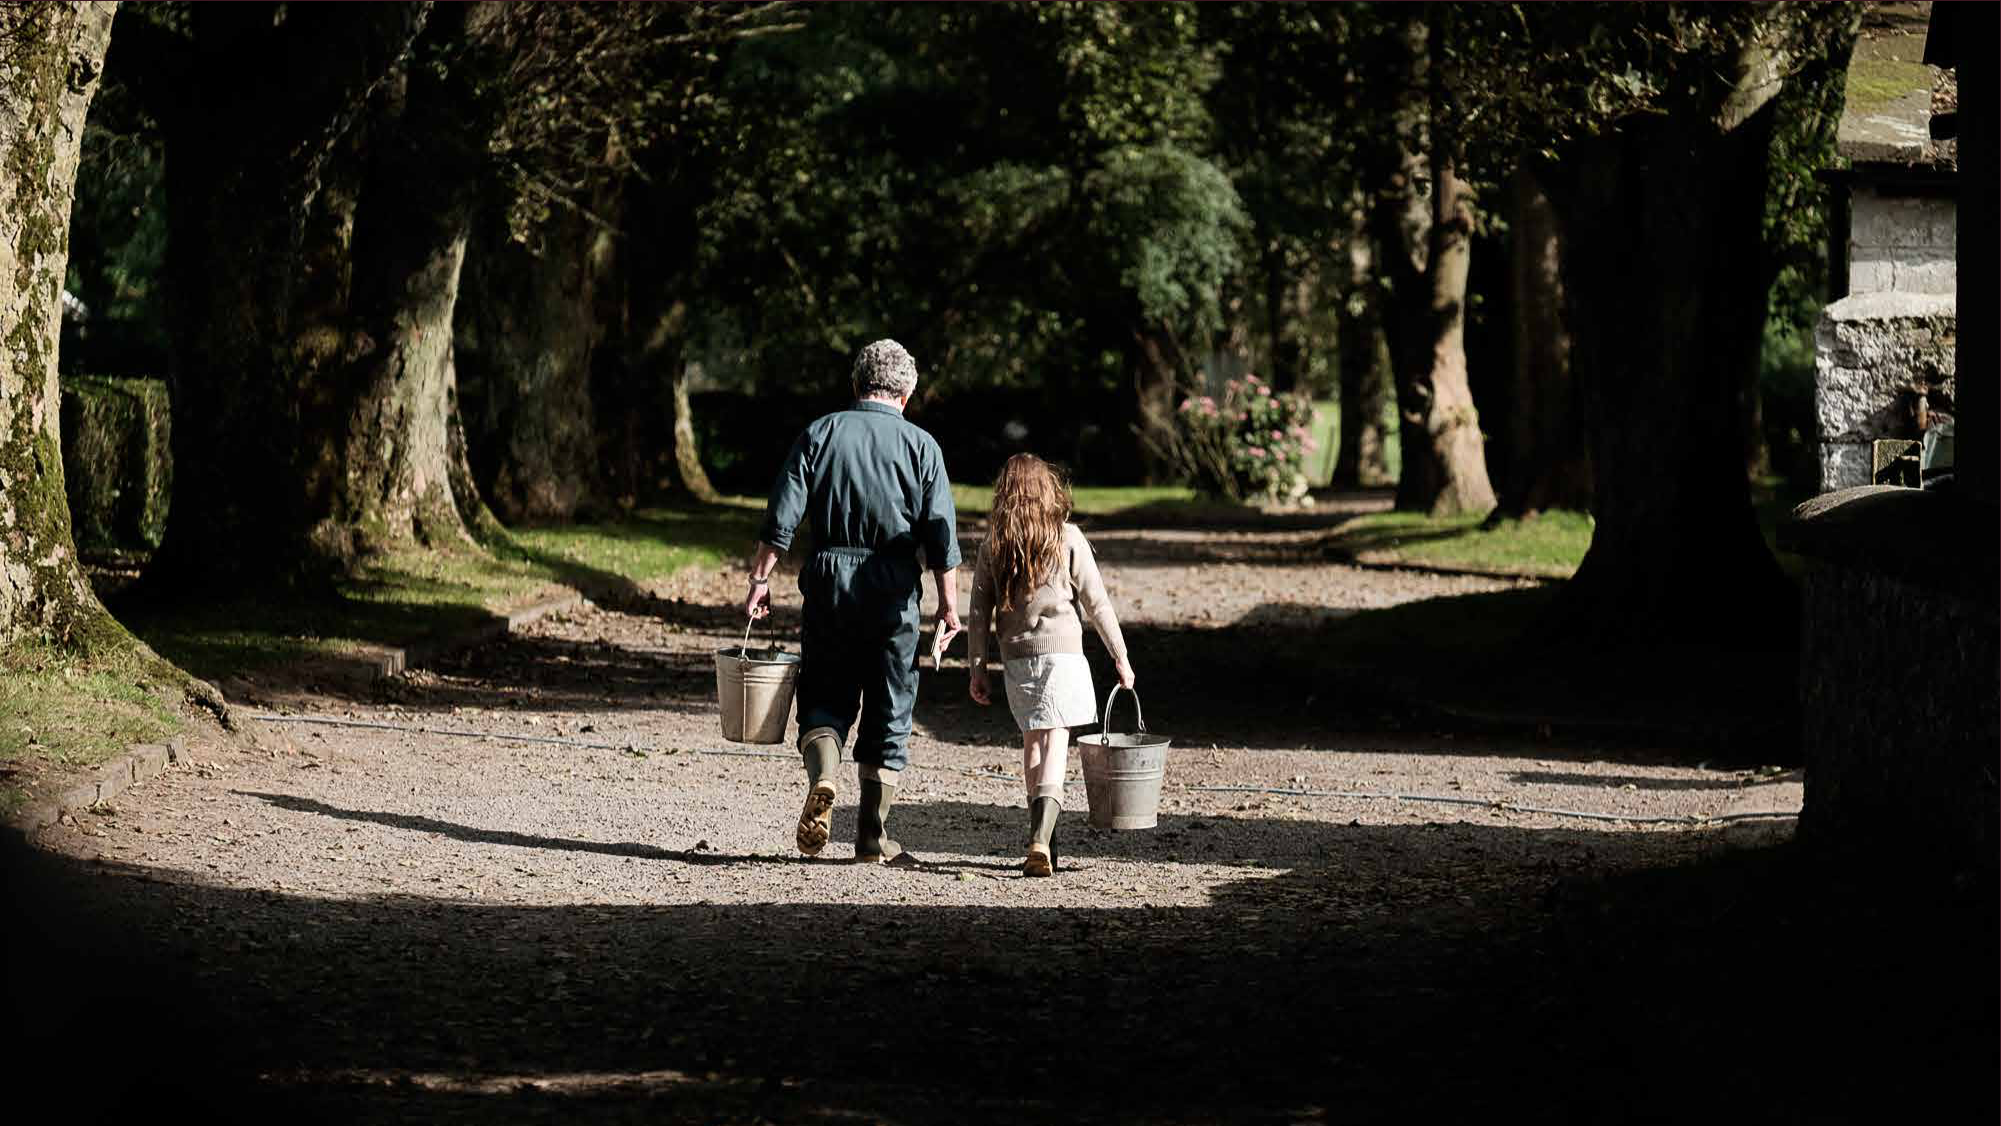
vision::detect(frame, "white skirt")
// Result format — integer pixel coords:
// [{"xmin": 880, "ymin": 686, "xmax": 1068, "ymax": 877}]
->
[{"xmin": 1003, "ymin": 653, "xmax": 1098, "ymax": 732}]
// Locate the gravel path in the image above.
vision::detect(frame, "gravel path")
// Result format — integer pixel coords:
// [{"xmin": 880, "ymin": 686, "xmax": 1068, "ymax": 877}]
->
[{"xmin": 26, "ymin": 510, "xmax": 1940, "ymax": 1125}]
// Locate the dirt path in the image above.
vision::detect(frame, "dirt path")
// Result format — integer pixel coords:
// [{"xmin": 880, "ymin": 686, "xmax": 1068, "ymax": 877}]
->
[{"xmin": 20, "ymin": 512, "xmax": 1987, "ymax": 1124}]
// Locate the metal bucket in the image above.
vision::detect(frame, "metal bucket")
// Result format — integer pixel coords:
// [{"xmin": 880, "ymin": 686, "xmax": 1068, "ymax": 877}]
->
[
  {"xmin": 1077, "ymin": 686, "xmax": 1171, "ymax": 830},
  {"xmin": 714, "ymin": 620, "xmax": 801, "ymax": 745}
]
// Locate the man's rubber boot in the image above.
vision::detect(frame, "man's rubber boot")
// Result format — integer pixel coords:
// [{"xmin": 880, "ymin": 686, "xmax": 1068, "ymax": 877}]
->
[
  {"xmin": 1024, "ymin": 793, "xmax": 1060, "ymax": 877},
  {"xmin": 854, "ymin": 764, "xmax": 911, "ymax": 865},
  {"xmin": 796, "ymin": 728, "xmax": 841, "ymax": 856}
]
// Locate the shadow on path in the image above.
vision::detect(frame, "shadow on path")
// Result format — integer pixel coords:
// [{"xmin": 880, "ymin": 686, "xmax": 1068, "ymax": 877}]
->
[
  {"xmin": 7, "ymin": 808, "xmax": 1992, "ymax": 1124},
  {"xmin": 239, "ymin": 792, "xmax": 796, "ymax": 869}
]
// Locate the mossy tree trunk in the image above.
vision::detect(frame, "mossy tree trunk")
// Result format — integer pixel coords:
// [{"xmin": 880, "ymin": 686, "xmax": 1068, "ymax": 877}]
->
[
  {"xmin": 146, "ymin": 3, "xmax": 434, "ymax": 591},
  {"xmin": 305, "ymin": 8, "xmax": 497, "ymax": 558},
  {"xmin": 1540, "ymin": 53, "xmax": 1793, "ymax": 644},
  {"xmin": 456, "ymin": 201, "xmax": 613, "ymax": 524},
  {"xmin": 0, "ymin": 3, "xmax": 119, "ymax": 648}
]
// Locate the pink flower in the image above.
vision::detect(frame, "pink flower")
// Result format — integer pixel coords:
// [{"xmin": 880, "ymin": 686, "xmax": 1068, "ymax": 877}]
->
[
  {"xmin": 1244, "ymin": 374, "xmax": 1260, "ymax": 384},
  {"xmin": 1179, "ymin": 399, "xmax": 1194, "ymax": 413},
  {"xmin": 1248, "ymin": 446, "xmax": 1266, "ymax": 458},
  {"xmin": 1291, "ymin": 426, "xmax": 1309, "ymax": 438},
  {"xmin": 1257, "ymin": 385, "xmax": 1272, "ymax": 397},
  {"xmin": 1271, "ymin": 429, "xmax": 1284, "ymax": 441},
  {"xmin": 1302, "ymin": 438, "xmax": 1318, "ymax": 453},
  {"xmin": 1202, "ymin": 402, "xmax": 1218, "ymax": 416}
]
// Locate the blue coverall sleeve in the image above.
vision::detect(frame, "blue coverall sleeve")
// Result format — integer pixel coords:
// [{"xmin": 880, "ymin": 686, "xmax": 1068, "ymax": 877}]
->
[
  {"xmin": 918, "ymin": 441, "xmax": 962, "ymax": 570},
  {"xmin": 760, "ymin": 430, "xmax": 812, "ymax": 550}
]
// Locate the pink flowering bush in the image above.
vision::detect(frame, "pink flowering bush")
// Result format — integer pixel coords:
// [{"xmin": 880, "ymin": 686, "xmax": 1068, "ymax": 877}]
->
[{"xmin": 1172, "ymin": 374, "xmax": 1317, "ymax": 502}]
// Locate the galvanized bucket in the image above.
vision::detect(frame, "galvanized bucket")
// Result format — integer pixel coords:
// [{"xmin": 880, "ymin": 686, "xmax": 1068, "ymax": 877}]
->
[
  {"xmin": 1077, "ymin": 686, "xmax": 1171, "ymax": 830},
  {"xmin": 714, "ymin": 619, "xmax": 801, "ymax": 745}
]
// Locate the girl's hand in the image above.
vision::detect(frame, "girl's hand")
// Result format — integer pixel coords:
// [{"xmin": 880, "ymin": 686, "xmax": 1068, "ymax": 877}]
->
[
  {"xmin": 1116, "ymin": 658, "xmax": 1136, "ymax": 690},
  {"xmin": 969, "ymin": 666, "xmax": 992, "ymax": 706}
]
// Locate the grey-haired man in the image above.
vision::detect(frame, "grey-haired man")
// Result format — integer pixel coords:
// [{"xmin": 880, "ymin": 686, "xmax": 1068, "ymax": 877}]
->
[{"xmin": 744, "ymin": 340, "xmax": 962, "ymax": 863}]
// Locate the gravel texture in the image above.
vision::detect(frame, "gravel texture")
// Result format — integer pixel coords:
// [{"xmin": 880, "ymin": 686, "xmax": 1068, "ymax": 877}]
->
[{"xmin": 21, "ymin": 510, "xmax": 1983, "ymax": 1125}]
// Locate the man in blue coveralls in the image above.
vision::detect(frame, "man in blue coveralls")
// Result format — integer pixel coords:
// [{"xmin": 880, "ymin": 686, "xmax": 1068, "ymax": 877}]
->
[{"xmin": 744, "ymin": 340, "xmax": 962, "ymax": 864}]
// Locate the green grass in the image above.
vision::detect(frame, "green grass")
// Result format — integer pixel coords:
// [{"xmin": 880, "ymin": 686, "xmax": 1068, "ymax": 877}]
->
[
  {"xmin": 1328, "ymin": 509, "xmax": 1595, "ymax": 578},
  {"xmin": 0, "ymin": 641, "xmax": 186, "ymax": 814},
  {"xmin": 119, "ymin": 501, "xmax": 764, "ymax": 685},
  {"xmin": 505, "ymin": 499, "xmax": 763, "ymax": 584}
]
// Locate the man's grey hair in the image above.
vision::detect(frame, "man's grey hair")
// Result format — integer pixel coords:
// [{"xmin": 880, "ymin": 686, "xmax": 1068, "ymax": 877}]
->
[{"xmin": 852, "ymin": 339, "xmax": 919, "ymax": 399}]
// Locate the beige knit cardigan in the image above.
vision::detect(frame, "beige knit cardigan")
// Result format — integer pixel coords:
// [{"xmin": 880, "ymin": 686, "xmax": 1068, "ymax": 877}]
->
[{"xmin": 967, "ymin": 523, "xmax": 1128, "ymax": 666}]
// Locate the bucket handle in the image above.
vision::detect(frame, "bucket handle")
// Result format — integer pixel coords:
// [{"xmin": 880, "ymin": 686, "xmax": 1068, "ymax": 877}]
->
[
  {"xmin": 733, "ymin": 616, "xmax": 780, "ymax": 742},
  {"xmin": 1099, "ymin": 684, "xmax": 1148, "ymax": 735}
]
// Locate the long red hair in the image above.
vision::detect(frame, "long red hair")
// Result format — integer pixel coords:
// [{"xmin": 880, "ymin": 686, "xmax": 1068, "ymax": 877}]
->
[{"xmin": 987, "ymin": 454, "xmax": 1071, "ymax": 613}]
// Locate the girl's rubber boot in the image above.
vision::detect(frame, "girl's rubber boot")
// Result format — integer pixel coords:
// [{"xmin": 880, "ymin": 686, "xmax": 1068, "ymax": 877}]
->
[
  {"xmin": 1023, "ymin": 796, "xmax": 1060, "ymax": 877},
  {"xmin": 796, "ymin": 728, "xmax": 840, "ymax": 856}
]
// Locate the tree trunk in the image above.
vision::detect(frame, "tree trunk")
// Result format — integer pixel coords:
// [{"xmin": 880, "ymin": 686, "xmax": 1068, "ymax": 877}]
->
[
  {"xmin": 672, "ymin": 362, "xmax": 720, "ymax": 503},
  {"xmin": 445, "ymin": 341, "xmax": 506, "ymax": 542},
  {"xmin": 1409, "ymin": 6, "xmax": 1495, "ymax": 517},
  {"xmin": 1416, "ymin": 140, "xmax": 1496, "ymax": 516},
  {"xmin": 1366, "ymin": 11, "xmax": 1494, "ymax": 516},
  {"xmin": 1490, "ymin": 166, "xmax": 1591, "ymax": 521},
  {"xmin": 311, "ymin": 223, "xmax": 475, "ymax": 555},
  {"xmin": 292, "ymin": 11, "xmax": 500, "ymax": 556},
  {"xmin": 1333, "ymin": 218, "xmax": 1391, "ymax": 490},
  {"xmin": 1129, "ymin": 323, "xmax": 1186, "ymax": 486},
  {"xmin": 1365, "ymin": 18, "xmax": 1435, "ymax": 511},
  {"xmin": 1541, "ymin": 82, "xmax": 1793, "ymax": 643},
  {"xmin": 619, "ymin": 168, "xmax": 718, "ymax": 505},
  {"xmin": 0, "ymin": 3, "xmax": 119, "ymax": 647},
  {"xmin": 1261, "ymin": 229, "xmax": 1308, "ymax": 392},
  {"xmin": 148, "ymin": 3, "xmax": 432, "ymax": 590},
  {"xmin": 457, "ymin": 203, "xmax": 613, "ymax": 524}
]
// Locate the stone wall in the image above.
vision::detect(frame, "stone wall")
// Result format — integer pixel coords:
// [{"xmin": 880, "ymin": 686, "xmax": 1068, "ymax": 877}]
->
[
  {"xmin": 1847, "ymin": 184, "xmax": 1957, "ymax": 295},
  {"xmin": 1814, "ymin": 291, "xmax": 1956, "ymax": 491}
]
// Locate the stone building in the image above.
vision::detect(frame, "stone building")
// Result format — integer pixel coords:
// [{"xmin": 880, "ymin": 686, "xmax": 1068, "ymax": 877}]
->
[{"xmin": 1814, "ymin": 4, "xmax": 1956, "ymax": 492}]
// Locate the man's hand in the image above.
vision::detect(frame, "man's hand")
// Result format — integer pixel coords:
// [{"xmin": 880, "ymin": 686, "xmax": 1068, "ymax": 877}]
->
[
  {"xmin": 1116, "ymin": 657, "xmax": 1136, "ymax": 690},
  {"xmin": 969, "ymin": 664, "xmax": 992, "ymax": 706},
  {"xmin": 743, "ymin": 541, "xmax": 781, "ymax": 621},
  {"xmin": 934, "ymin": 601, "xmax": 963, "ymax": 652}
]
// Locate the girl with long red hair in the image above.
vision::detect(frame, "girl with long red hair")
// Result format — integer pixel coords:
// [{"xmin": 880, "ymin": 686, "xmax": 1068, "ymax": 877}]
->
[{"xmin": 967, "ymin": 454, "xmax": 1135, "ymax": 876}]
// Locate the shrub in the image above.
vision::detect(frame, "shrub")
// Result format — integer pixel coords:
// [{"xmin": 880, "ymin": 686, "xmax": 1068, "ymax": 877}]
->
[
  {"xmin": 1171, "ymin": 374, "xmax": 1317, "ymax": 502},
  {"xmin": 60, "ymin": 375, "xmax": 172, "ymax": 552}
]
